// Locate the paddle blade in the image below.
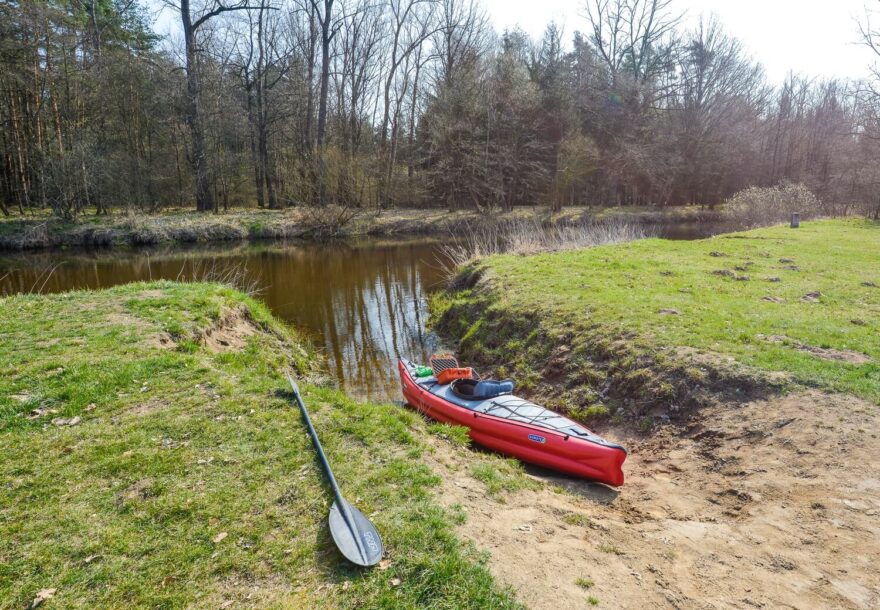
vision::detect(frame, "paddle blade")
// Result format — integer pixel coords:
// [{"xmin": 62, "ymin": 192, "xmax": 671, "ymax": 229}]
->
[{"xmin": 328, "ymin": 499, "xmax": 384, "ymax": 567}]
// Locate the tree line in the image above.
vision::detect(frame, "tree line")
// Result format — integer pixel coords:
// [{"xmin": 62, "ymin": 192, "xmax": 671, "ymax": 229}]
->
[{"xmin": 2, "ymin": 0, "xmax": 880, "ymax": 217}]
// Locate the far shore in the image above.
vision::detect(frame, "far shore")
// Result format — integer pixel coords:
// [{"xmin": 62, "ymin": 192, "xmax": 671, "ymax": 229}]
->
[{"xmin": 0, "ymin": 205, "xmax": 725, "ymax": 251}]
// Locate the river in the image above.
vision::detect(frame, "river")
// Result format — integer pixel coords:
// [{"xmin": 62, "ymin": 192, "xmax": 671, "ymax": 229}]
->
[{"xmin": 0, "ymin": 223, "xmax": 726, "ymax": 402}]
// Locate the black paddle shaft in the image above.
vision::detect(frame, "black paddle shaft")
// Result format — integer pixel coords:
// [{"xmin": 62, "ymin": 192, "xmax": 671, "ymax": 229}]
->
[
  {"xmin": 286, "ymin": 373, "xmax": 384, "ymax": 567},
  {"xmin": 286, "ymin": 374, "xmax": 345, "ymax": 505}
]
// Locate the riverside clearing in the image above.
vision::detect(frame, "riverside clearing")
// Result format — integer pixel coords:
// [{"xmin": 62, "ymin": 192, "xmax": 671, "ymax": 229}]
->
[{"xmin": 1, "ymin": 219, "xmax": 878, "ymax": 608}]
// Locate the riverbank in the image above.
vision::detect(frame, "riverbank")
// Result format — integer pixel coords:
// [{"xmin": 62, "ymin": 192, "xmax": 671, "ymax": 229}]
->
[
  {"xmin": 427, "ymin": 218, "xmax": 880, "ymax": 609},
  {"xmin": 0, "ymin": 205, "xmax": 724, "ymax": 251},
  {"xmin": 0, "ymin": 281, "xmax": 522, "ymax": 608},
  {"xmin": 434, "ymin": 218, "xmax": 880, "ymax": 423}
]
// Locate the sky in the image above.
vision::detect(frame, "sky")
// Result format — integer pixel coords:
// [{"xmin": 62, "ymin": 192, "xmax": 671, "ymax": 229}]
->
[
  {"xmin": 151, "ymin": 0, "xmax": 879, "ymax": 84},
  {"xmin": 482, "ymin": 0, "xmax": 877, "ymax": 83}
]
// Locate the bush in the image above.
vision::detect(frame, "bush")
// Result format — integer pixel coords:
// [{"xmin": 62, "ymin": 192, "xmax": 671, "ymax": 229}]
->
[
  {"xmin": 723, "ymin": 182, "xmax": 827, "ymax": 226},
  {"xmin": 299, "ymin": 204, "xmax": 362, "ymax": 238}
]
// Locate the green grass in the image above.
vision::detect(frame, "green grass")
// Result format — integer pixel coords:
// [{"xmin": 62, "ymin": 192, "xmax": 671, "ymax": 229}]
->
[
  {"xmin": 0, "ymin": 281, "xmax": 521, "ymax": 609},
  {"xmin": 575, "ymin": 577, "xmax": 594, "ymax": 589},
  {"xmin": 437, "ymin": 219, "xmax": 880, "ymax": 406},
  {"xmin": 426, "ymin": 422, "xmax": 472, "ymax": 447},
  {"xmin": 563, "ymin": 513, "xmax": 592, "ymax": 528},
  {"xmin": 467, "ymin": 460, "xmax": 537, "ymax": 497}
]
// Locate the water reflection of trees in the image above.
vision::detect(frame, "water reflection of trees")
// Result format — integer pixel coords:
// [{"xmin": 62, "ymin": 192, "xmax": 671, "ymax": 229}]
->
[
  {"xmin": 259, "ymin": 241, "xmax": 444, "ymax": 401},
  {"xmin": 1, "ymin": 239, "xmax": 447, "ymax": 401}
]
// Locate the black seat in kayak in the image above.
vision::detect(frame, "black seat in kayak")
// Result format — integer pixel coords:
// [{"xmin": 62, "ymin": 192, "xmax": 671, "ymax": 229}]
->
[{"xmin": 451, "ymin": 378, "xmax": 514, "ymax": 400}]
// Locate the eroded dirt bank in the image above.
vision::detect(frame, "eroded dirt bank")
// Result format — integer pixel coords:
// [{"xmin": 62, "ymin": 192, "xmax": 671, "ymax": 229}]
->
[{"xmin": 427, "ymin": 389, "xmax": 879, "ymax": 609}]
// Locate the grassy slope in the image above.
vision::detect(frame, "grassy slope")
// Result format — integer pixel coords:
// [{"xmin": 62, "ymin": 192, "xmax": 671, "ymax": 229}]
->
[
  {"xmin": 0, "ymin": 281, "xmax": 520, "ymax": 609},
  {"xmin": 436, "ymin": 219, "xmax": 880, "ymax": 412}
]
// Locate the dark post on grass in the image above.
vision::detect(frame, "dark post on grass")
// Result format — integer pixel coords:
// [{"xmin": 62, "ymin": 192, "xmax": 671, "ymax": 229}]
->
[{"xmin": 791, "ymin": 213, "xmax": 800, "ymax": 228}]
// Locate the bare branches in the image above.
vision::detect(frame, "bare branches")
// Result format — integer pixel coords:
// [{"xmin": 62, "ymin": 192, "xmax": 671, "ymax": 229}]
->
[
  {"xmin": 583, "ymin": 0, "xmax": 681, "ymax": 83},
  {"xmin": 192, "ymin": 1, "xmax": 268, "ymax": 32}
]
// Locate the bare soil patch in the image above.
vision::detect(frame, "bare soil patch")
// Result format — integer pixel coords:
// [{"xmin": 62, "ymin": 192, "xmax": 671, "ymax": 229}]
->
[
  {"xmin": 427, "ymin": 390, "xmax": 879, "ymax": 609},
  {"xmin": 757, "ymin": 334, "xmax": 871, "ymax": 364},
  {"xmin": 117, "ymin": 479, "xmax": 156, "ymax": 506},
  {"xmin": 138, "ymin": 289, "xmax": 167, "ymax": 299},
  {"xmin": 201, "ymin": 306, "xmax": 259, "ymax": 352},
  {"xmin": 122, "ymin": 399, "xmax": 169, "ymax": 417},
  {"xmin": 800, "ymin": 345, "xmax": 872, "ymax": 364}
]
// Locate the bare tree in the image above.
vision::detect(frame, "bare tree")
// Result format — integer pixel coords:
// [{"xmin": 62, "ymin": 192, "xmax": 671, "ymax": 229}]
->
[
  {"xmin": 174, "ymin": 0, "xmax": 260, "ymax": 211},
  {"xmin": 583, "ymin": 0, "xmax": 680, "ymax": 85}
]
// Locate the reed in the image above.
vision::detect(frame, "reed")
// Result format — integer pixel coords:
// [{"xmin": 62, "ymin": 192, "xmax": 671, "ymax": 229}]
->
[{"xmin": 438, "ymin": 217, "xmax": 646, "ymax": 281}]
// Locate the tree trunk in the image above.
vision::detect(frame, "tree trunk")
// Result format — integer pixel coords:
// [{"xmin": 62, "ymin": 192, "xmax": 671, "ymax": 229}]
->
[
  {"xmin": 304, "ymin": 4, "xmax": 317, "ymax": 152},
  {"xmin": 315, "ymin": 0, "xmax": 332, "ymax": 150},
  {"xmin": 247, "ymin": 85, "xmax": 265, "ymax": 208},
  {"xmin": 407, "ymin": 53, "xmax": 423, "ymax": 186},
  {"xmin": 181, "ymin": 0, "xmax": 214, "ymax": 212},
  {"xmin": 256, "ymin": 3, "xmax": 278, "ymax": 209}
]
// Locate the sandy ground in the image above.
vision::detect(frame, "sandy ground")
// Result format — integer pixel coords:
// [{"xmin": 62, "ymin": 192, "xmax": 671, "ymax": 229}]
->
[{"xmin": 427, "ymin": 390, "xmax": 879, "ymax": 609}]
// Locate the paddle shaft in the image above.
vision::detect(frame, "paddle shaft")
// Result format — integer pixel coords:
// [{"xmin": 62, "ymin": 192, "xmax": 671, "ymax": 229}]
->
[
  {"xmin": 286, "ymin": 374, "xmax": 371, "ymax": 564},
  {"xmin": 287, "ymin": 374, "xmax": 345, "ymax": 504}
]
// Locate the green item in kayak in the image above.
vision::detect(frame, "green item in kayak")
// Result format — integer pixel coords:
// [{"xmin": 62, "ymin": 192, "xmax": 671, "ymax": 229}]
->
[{"xmin": 415, "ymin": 366, "xmax": 434, "ymax": 377}]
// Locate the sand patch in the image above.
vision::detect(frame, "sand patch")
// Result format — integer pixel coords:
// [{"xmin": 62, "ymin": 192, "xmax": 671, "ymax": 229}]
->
[{"xmin": 424, "ymin": 390, "xmax": 880, "ymax": 609}]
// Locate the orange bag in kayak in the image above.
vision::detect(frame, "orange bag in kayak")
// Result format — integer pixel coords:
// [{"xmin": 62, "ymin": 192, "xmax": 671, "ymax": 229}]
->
[{"xmin": 436, "ymin": 367, "xmax": 474, "ymax": 385}]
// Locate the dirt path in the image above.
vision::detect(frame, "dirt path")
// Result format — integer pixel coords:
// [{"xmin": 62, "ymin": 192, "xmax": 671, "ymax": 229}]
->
[{"xmin": 426, "ymin": 390, "xmax": 880, "ymax": 609}]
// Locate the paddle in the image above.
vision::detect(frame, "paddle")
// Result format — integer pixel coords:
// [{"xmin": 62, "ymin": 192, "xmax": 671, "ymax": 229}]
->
[{"xmin": 286, "ymin": 373, "xmax": 385, "ymax": 567}]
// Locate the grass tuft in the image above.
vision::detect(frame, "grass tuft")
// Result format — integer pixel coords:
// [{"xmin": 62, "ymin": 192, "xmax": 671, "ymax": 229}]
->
[
  {"xmin": 468, "ymin": 460, "xmax": 535, "ymax": 496},
  {"xmin": 427, "ymin": 422, "xmax": 472, "ymax": 447},
  {"xmin": 563, "ymin": 513, "xmax": 592, "ymax": 528}
]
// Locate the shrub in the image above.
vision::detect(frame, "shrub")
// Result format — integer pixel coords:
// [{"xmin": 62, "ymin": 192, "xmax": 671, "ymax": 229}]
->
[
  {"xmin": 723, "ymin": 182, "xmax": 827, "ymax": 226},
  {"xmin": 299, "ymin": 204, "xmax": 362, "ymax": 238}
]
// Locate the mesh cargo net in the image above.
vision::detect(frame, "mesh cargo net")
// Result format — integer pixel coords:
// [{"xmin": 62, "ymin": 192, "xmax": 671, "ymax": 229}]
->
[{"xmin": 430, "ymin": 354, "xmax": 460, "ymax": 375}]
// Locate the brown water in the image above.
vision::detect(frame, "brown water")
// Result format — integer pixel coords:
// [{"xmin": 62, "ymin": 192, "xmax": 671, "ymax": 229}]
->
[{"xmin": 0, "ymin": 239, "xmax": 450, "ymax": 402}]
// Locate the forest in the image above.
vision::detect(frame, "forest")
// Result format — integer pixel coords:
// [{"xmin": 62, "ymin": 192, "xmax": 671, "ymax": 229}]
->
[{"xmin": 3, "ymin": 0, "xmax": 880, "ymax": 218}]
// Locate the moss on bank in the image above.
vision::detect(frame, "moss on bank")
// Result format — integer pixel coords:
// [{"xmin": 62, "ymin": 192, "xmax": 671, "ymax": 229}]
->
[
  {"xmin": 433, "ymin": 219, "xmax": 880, "ymax": 426},
  {"xmin": 0, "ymin": 282, "xmax": 520, "ymax": 609}
]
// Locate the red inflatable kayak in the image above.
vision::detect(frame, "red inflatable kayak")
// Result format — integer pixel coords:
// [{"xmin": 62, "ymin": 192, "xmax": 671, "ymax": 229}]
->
[{"xmin": 398, "ymin": 359, "xmax": 627, "ymax": 486}]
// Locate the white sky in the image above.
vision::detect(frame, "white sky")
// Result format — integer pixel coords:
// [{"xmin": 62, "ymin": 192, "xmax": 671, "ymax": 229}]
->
[
  {"xmin": 150, "ymin": 0, "xmax": 879, "ymax": 84},
  {"xmin": 483, "ymin": 0, "xmax": 877, "ymax": 83}
]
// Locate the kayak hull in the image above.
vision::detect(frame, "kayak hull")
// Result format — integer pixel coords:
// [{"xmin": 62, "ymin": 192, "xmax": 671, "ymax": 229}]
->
[{"xmin": 398, "ymin": 360, "xmax": 626, "ymax": 486}]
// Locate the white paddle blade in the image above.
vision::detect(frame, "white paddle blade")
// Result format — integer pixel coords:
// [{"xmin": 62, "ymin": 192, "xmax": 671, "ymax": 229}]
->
[{"xmin": 328, "ymin": 500, "xmax": 384, "ymax": 567}]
